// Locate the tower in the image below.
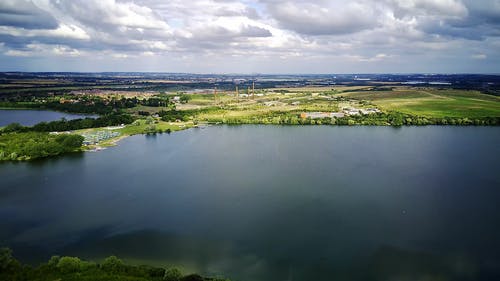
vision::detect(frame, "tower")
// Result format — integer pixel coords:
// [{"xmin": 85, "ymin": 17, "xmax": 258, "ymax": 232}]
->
[
  {"xmin": 214, "ymin": 86, "xmax": 217, "ymax": 104},
  {"xmin": 252, "ymin": 81, "xmax": 255, "ymax": 99}
]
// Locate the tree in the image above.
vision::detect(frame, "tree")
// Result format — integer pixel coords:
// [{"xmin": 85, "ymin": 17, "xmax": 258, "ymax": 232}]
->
[
  {"xmin": 0, "ymin": 248, "xmax": 20, "ymax": 272},
  {"xmin": 57, "ymin": 256, "xmax": 82, "ymax": 273},
  {"xmin": 47, "ymin": 255, "xmax": 60, "ymax": 267},
  {"xmin": 388, "ymin": 112, "xmax": 403, "ymax": 126},
  {"xmin": 57, "ymin": 134, "xmax": 84, "ymax": 150},
  {"xmin": 179, "ymin": 95, "xmax": 191, "ymax": 104},
  {"xmin": 101, "ymin": 255, "xmax": 124, "ymax": 273}
]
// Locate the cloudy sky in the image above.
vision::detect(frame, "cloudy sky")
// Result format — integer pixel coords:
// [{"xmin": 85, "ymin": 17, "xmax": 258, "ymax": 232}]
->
[{"xmin": 0, "ymin": 0, "xmax": 499, "ymax": 73}]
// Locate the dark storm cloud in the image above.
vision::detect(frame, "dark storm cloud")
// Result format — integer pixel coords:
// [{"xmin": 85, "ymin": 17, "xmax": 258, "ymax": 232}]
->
[
  {"xmin": 0, "ymin": 0, "xmax": 58, "ymax": 29},
  {"xmin": 261, "ymin": 0, "xmax": 499, "ymax": 41},
  {"xmin": 419, "ymin": 19, "xmax": 500, "ymax": 41},
  {"xmin": 463, "ymin": 0, "xmax": 500, "ymax": 24},
  {"xmin": 416, "ymin": 6, "xmax": 500, "ymax": 40}
]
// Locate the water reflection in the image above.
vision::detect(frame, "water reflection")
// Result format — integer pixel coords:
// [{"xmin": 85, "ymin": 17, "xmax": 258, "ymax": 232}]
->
[
  {"xmin": 25, "ymin": 152, "xmax": 85, "ymax": 166},
  {"xmin": 0, "ymin": 109, "xmax": 97, "ymax": 126},
  {"xmin": 54, "ymin": 230, "xmax": 479, "ymax": 281}
]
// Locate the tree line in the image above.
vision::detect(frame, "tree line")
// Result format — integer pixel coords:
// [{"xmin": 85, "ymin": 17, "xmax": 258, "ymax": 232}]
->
[
  {"xmin": 1, "ymin": 113, "xmax": 135, "ymax": 134},
  {"xmin": 0, "ymin": 94, "xmax": 174, "ymax": 114},
  {"xmin": 191, "ymin": 110, "xmax": 500, "ymax": 126}
]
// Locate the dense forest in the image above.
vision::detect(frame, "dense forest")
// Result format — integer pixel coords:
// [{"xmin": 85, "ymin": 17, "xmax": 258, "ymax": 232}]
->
[
  {"xmin": 0, "ymin": 248, "xmax": 229, "ymax": 281},
  {"xmin": 0, "ymin": 132, "xmax": 84, "ymax": 161}
]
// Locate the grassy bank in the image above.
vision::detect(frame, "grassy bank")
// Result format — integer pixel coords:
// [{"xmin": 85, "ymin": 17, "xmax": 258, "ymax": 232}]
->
[{"xmin": 75, "ymin": 119, "xmax": 193, "ymax": 150}]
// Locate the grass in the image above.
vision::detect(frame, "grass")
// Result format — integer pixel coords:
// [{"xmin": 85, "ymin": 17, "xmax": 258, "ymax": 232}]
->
[{"xmin": 341, "ymin": 89, "xmax": 500, "ymax": 118}]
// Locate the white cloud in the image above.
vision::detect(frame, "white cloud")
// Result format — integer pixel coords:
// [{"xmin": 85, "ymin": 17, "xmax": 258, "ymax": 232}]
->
[{"xmin": 0, "ymin": 0, "xmax": 499, "ymax": 72}]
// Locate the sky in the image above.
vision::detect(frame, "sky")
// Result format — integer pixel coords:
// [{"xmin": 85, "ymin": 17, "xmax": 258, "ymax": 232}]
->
[{"xmin": 0, "ymin": 0, "xmax": 499, "ymax": 73}]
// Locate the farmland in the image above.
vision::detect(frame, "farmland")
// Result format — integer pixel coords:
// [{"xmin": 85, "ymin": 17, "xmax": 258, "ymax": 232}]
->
[{"xmin": 341, "ymin": 88, "xmax": 500, "ymax": 118}]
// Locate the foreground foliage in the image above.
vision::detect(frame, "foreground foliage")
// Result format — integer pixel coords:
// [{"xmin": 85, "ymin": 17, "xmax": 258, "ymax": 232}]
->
[{"xmin": 0, "ymin": 248, "xmax": 229, "ymax": 281}]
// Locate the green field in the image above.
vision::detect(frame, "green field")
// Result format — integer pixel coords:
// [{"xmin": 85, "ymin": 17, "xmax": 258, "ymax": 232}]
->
[{"xmin": 341, "ymin": 88, "xmax": 500, "ymax": 118}]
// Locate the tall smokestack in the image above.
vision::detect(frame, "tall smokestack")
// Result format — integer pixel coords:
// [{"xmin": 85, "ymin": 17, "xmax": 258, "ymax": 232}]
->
[
  {"xmin": 235, "ymin": 85, "xmax": 239, "ymax": 102},
  {"xmin": 252, "ymin": 81, "xmax": 255, "ymax": 99}
]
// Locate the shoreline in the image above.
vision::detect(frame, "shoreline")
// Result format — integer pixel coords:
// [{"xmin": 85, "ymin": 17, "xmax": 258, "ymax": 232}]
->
[
  {"xmin": 79, "ymin": 121, "xmax": 194, "ymax": 152},
  {"xmin": 81, "ymin": 122, "xmax": 500, "ymax": 152}
]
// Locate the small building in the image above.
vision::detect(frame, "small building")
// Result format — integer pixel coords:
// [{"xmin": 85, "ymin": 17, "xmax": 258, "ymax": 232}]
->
[
  {"xmin": 300, "ymin": 112, "xmax": 345, "ymax": 119},
  {"xmin": 343, "ymin": 107, "xmax": 380, "ymax": 116},
  {"xmin": 345, "ymin": 109, "xmax": 360, "ymax": 116},
  {"xmin": 263, "ymin": 101, "xmax": 283, "ymax": 107},
  {"xmin": 330, "ymin": 112, "xmax": 345, "ymax": 118},
  {"xmin": 360, "ymin": 108, "xmax": 381, "ymax": 115}
]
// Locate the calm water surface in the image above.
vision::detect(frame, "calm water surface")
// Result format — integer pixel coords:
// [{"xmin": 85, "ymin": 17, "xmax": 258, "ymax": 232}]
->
[
  {"xmin": 1, "ymin": 126, "xmax": 499, "ymax": 281},
  {"xmin": 0, "ymin": 109, "xmax": 96, "ymax": 126}
]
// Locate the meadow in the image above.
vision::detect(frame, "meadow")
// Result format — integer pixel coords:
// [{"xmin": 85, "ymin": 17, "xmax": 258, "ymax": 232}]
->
[{"xmin": 340, "ymin": 88, "xmax": 500, "ymax": 118}]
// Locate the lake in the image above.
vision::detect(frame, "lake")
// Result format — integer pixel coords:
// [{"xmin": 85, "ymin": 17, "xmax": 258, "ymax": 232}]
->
[
  {"xmin": 1, "ymin": 126, "xmax": 499, "ymax": 281},
  {"xmin": 0, "ymin": 109, "xmax": 96, "ymax": 126}
]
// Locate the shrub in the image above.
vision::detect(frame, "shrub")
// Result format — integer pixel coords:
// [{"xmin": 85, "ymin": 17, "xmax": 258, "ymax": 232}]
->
[
  {"xmin": 164, "ymin": 267, "xmax": 183, "ymax": 281},
  {"xmin": 0, "ymin": 248, "xmax": 20, "ymax": 272}
]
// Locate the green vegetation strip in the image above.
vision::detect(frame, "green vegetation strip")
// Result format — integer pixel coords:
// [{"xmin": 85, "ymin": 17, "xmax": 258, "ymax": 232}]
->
[{"xmin": 0, "ymin": 248, "xmax": 230, "ymax": 281}]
